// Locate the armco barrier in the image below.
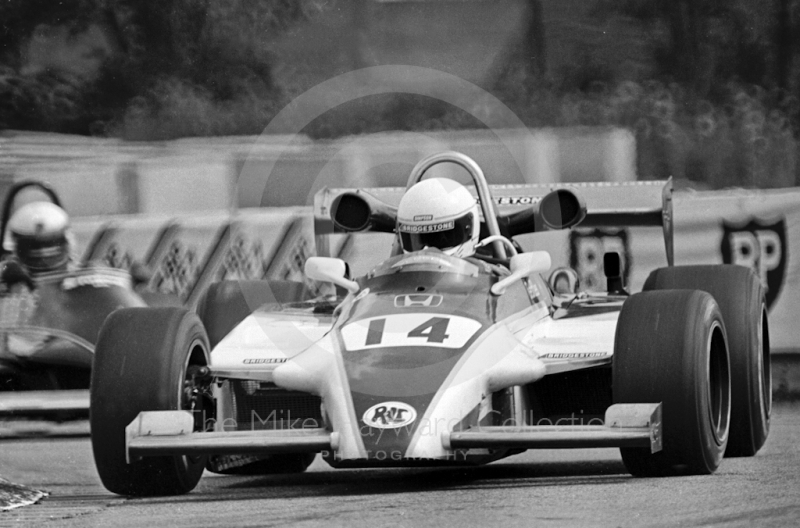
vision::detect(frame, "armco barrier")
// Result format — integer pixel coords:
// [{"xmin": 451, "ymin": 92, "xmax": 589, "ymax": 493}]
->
[
  {"xmin": 2, "ymin": 128, "xmax": 636, "ymax": 214},
  {"xmin": 671, "ymin": 188, "xmax": 800, "ymax": 355}
]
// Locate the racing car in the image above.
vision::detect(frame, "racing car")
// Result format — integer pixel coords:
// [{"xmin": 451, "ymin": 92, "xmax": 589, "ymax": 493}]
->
[
  {"xmin": 0, "ymin": 181, "xmax": 169, "ymax": 420},
  {"xmin": 89, "ymin": 151, "xmax": 770, "ymax": 496}
]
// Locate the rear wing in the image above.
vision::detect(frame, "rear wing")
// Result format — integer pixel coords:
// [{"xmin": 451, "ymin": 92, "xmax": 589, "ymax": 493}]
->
[{"xmin": 313, "ymin": 179, "xmax": 674, "ymax": 266}]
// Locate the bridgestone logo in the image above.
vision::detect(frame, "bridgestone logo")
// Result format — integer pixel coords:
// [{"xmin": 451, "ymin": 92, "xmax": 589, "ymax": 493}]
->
[
  {"xmin": 398, "ymin": 221, "xmax": 454, "ymax": 233},
  {"xmin": 541, "ymin": 352, "xmax": 607, "ymax": 359},
  {"xmin": 495, "ymin": 196, "xmax": 543, "ymax": 206},
  {"xmin": 242, "ymin": 358, "xmax": 288, "ymax": 364}
]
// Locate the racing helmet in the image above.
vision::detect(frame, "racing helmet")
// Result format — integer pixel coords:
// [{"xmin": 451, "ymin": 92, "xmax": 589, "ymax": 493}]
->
[
  {"xmin": 396, "ymin": 178, "xmax": 480, "ymax": 258},
  {"xmin": 7, "ymin": 201, "xmax": 70, "ymax": 272}
]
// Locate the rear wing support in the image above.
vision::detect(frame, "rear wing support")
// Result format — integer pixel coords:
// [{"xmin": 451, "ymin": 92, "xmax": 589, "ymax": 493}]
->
[{"xmin": 576, "ymin": 179, "xmax": 674, "ymax": 266}]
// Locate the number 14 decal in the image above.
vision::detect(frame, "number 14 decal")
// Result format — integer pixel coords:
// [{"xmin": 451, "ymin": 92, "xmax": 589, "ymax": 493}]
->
[
  {"xmin": 367, "ymin": 316, "xmax": 450, "ymax": 345},
  {"xmin": 341, "ymin": 313, "xmax": 482, "ymax": 350}
]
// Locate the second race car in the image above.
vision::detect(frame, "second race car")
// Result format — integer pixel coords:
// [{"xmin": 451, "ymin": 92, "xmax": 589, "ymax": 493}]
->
[{"xmin": 0, "ymin": 181, "xmax": 168, "ymax": 419}]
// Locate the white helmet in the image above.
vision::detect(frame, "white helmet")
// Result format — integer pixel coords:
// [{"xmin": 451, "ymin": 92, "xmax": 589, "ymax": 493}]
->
[
  {"xmin": 396, "ymin": 178, "xmax": 480, "ymax": 258},
  {"xmin": 8, "ymin": 201, "xmax": 70, "ymax": 272}
]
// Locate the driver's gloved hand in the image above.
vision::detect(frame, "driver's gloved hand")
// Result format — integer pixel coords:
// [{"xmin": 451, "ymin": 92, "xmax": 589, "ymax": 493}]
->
[{"xmin": 128, "ymin": 261, "xmax": 153, "ymax": 288}]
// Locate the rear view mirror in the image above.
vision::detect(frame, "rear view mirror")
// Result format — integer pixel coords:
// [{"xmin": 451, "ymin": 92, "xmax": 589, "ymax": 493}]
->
[
  {"xmin": 491, "ymin": 251, "xmax": 552, "ymax": 295},
  {"xmin": 498, "ymin": 188, "xmax": 586, "ymax": 237},
  {"xmin": 539, "ymin": 189, "xmax": 586, "ymax": 230},
  {"xmin": 304, "ymin": 257, "xmax": 360, "ymax": 294},
  {"xmin": 330, "ymin": 191, "xmax": 397, "ymax": 233}
]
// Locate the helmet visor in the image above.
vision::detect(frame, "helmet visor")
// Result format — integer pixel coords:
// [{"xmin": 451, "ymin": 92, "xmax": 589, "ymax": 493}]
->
[
  {"xmin": 398, "ymin": 212, "xmax": 474, "ymax": 253},
  {"xmin": 14, "ymin": 234, "xmax": 69, "ymax": 271}
]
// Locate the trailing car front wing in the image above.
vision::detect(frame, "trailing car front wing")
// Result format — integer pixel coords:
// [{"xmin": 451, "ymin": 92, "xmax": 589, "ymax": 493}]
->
[{"xmin": 0, "ymin": 389, "xmax": 90, "ymax": 417}]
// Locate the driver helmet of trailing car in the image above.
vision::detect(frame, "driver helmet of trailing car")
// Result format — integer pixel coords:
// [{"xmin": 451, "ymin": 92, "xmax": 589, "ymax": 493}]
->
[
  {"xmin": 7, "ymin": 201, "xmax": 71, "ymax": 273},
  {"xmin": 396, "ymin": 177, "xmax": 480, "ymax": 258}
]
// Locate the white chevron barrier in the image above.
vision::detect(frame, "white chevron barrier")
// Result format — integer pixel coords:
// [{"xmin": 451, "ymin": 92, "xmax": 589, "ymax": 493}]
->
[{"xmin": 71, "ymin": 208, "xmax": 316, "ymax": 308}]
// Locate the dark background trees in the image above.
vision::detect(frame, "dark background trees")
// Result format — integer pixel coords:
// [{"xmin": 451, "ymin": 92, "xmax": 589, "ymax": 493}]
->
[
  {"xmin": 0, "ymin": 0, "xmax": 311, "ymax": 135},
  {"xmin": 1, "ymin": 0, "xmax": 800, "ymax": 186}
]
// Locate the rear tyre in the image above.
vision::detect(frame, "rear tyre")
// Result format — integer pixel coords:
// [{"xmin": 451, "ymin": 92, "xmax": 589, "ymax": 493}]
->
[
  {"xmin": 90, "ymin": 308, "xmax": 210, "ymax": 496},
  {"xmin": 613, "ymin": 290, "xmax": 731, "ymax": 476},
  {"xmin": 196, "ymin": 280, "xmax": 311, "ymax": 348},
  {"xmin": 643, "ymin": 265, "xmax": 770, "ymax": 457}
]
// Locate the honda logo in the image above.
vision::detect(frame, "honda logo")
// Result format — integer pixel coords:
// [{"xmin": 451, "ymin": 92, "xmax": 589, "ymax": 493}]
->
[{"xmin": 394, "ymin": 294, "xmax": 443, "ymax": 308}]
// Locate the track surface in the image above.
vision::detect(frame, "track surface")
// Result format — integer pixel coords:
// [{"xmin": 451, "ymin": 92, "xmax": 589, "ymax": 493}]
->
[{"xmin": 1, "ymin": 403, "xmax": 799, "ymax": 527}]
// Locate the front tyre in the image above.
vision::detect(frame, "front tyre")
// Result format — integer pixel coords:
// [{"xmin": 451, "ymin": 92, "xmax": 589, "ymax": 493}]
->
[
  {"xmin": 613, "ymin": 290, "xmax": 731, "ymax": 476},
  {"xmin": 90, "ymin": 308, "xmax": 210, "ymax": 496}
]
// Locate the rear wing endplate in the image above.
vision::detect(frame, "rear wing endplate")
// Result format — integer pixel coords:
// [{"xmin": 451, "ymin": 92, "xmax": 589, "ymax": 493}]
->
[{"xmin": 313, "ymin": 179, "xmax": 674, "ymax": 266}]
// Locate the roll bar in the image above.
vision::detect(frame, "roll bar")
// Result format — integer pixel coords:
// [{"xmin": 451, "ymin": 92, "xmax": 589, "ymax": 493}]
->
[{"xmin": 406, "ymin": 152, "xmax": 507, "ymax": 260}]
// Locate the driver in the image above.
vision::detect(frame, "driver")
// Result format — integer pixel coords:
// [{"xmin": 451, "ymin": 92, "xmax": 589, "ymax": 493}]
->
[
  {"xmin": 396, "ymin": 177, "xmax": 480, "ymax": 258},
  {"xmin": 1, "ymin": 201, "xmax": 71, "ymax": 286}
]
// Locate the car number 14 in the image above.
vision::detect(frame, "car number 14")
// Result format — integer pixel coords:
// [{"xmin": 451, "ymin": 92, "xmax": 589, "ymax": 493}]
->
[{"xmin": 340, "ymin": 313, "xmax": 482, "ymax": 350}]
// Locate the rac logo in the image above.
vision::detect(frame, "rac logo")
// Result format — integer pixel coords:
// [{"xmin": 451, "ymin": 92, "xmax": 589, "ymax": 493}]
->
[{"xmin": 362, "ymin": 402, "xmax": 417, "ymax": 429}]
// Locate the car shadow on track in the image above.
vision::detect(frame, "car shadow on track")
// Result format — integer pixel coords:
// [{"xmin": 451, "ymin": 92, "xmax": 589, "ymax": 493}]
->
[{"xmin": 199, "ymin": 458, "xmax": 631, "ymax": 500}]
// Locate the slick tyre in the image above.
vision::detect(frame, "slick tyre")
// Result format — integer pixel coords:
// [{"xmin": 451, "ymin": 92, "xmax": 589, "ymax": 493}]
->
[
  {"xmin": 90, "ymin": 308, "xmax": 210, "ymax": 496},
  {"xmin": 643, "ymin": 265, "xmax": 770, "ymax": 457},
  {"xmin": 196, "ymin": 280, "xmax": 311, "ymax": 348},
  {"xmin": 613, "ymin": 290, "xmax": 731, "ymax": 476}
]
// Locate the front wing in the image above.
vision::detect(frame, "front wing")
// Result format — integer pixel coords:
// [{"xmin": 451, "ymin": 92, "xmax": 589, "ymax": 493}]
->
[{"xmin": 125, "ymin": 403, "xmax": 662, "ymax": 463}]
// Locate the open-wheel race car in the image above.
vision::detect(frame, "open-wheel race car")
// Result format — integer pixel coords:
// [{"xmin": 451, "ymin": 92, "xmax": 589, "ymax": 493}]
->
[
  {"xmin": 0, "ymin": 181, "xmax": 173, "ymax": 421},
  {"xmin": 90, "ymin": 151, "xmax": 770, "ymax": 496}
]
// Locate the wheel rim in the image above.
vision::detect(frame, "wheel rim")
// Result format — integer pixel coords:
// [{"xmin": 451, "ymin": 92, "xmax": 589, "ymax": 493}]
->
[
  {"xmin": 758, "ymin": 305, "xmax": 772, "ymax": 421},
  {"xmin": 707, "ymin": 321, "xmax": 731, "ymax": 445},
  {"xmin": 177, "ymin": 336, "xmax": 209, "ymax": 469}
]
